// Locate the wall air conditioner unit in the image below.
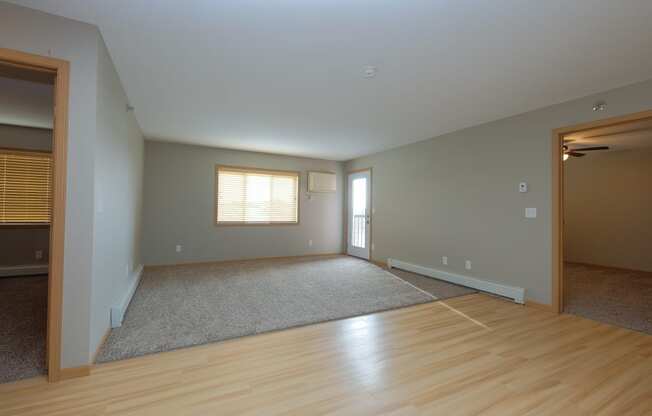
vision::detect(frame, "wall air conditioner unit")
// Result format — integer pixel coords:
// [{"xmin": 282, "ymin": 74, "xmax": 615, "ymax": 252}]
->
[{"xmin": 307, "ymin": 171, "xmax": 336, "ymax": 193}]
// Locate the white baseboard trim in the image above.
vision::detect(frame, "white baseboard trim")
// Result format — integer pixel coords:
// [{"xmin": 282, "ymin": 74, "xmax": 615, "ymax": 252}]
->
[
  {"xmin": 387, "ymin": 258, "xmax": 525, "ymax": 304},
  {"xmin": 110, "ymin": 264, "xmax": 144, "ymax": 328},
  {"xmin": 0, "ymin": 264, "xmax": 48, "ymax": 277}
]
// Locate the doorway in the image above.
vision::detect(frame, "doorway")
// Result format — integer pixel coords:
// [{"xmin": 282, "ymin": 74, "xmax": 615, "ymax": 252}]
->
[
  {"xmin": 0, "ymin": 48, "xmax": 69, "ymax": 383},
  {"xmin": 552, "ymin": 110, "xmax": 652, "ymax": 332},
  {"xmin": 347, "ymin": 169, "xmax": 371, "ymax": 259}
]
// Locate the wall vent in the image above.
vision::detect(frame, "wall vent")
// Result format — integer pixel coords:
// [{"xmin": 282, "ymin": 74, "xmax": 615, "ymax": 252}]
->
[{"xmin": 308, "ymin": 171, "xmax": 336, "ymax": 193}]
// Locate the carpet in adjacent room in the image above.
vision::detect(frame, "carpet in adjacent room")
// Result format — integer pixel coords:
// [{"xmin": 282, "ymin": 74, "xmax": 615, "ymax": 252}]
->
[
  {"xmin": 0, "ymin": 275, "xmax": 47, "ymax": 384},
  {"xmin": 564, "ymin": 262, "xmax": 652, "ymax": 335}
]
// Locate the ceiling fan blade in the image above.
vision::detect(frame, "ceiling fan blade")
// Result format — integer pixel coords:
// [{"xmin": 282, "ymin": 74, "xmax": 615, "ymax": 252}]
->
[
  {"xmin": 567, "ymin": 152, "xmax": 586, "ymax": 157},
  {"xmin": 573, "ymin": 146, "xmax": 609, "ymax": 151}
]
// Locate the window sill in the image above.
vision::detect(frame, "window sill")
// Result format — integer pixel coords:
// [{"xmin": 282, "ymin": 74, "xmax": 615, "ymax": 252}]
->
[
  {"xmin": 0, "ymin": 223, "xmax": 51, "ymax": 229},
  {"xmin": 215, "ymin": 222, "xmax": 299, "ymax": 227}
]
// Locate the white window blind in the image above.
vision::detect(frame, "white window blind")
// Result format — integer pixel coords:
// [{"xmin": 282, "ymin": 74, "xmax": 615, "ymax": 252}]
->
[
  {"xmin": 216, "ymin": 166, "xmax": 299, "ymax": 224},
  {"xmin": 0, "ymin": 150, "xmax": 52, "ymax": 224}
]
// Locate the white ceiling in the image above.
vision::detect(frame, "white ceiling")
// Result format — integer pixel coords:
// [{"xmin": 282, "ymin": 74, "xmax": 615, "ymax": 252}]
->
[
  {"xmin": 0, "ymin": 76, "xmax": 53, "ymax": 129},
  {"xmin": 8, "ymin": 0, "xmax": 652, "ymax": 161}
]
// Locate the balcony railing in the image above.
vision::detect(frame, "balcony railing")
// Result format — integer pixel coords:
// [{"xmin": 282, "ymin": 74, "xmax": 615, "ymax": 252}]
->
[{"xmin": 352, "ymin": 214, "xmax": 366, "ymax": 248}]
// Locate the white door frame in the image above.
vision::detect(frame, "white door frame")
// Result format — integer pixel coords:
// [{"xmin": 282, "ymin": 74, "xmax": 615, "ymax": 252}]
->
[{"xmin": 347, "ymin": 169, "xmax": 372, "ymax": 259}]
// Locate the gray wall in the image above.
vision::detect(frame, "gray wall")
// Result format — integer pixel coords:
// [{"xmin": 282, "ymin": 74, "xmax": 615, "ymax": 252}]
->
[
  {"xmin": 142, "ymin": 141, "xmax": 344, "ymax": 265},
  {"xmin": 346, "ymin": 78, "xmax": 652, "ymax": 305},
  {"xmin": 1, "ymin": 1, "xmax": 99, "ymax": 368},
  {"xmin": 0, "ymin": 124, "xmax": 52, "ymax": 151},
  {"xmin": 0, "ymin": 76, "xmax": 53, "ymax": 128},
  {"xmin": 0, "ymin": 228, "xmax": 49, "ymax": 266},
  {"xmin": 0, "ymin": 124, "xmax": 52, "ymax": 267},
  {"xmin": 564, "ymin": 148, "xmax": 652, "ymax": 272},
  {"xmin": 89, "ymin": 37, "xmax": 145, "ymax": 357},
  {"xmin": 0, "ymin": 2, "xmax": 144, "ymax": 368}
]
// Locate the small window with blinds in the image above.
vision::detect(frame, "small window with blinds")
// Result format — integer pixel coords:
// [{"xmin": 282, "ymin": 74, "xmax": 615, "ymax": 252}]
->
[
  {"xmin": 216, "ymin": 166, "xmax": 299, "ymax": 225},
  {"xmin": 0, "ymin": 149, "xmax": 53, "ymax": 225}
]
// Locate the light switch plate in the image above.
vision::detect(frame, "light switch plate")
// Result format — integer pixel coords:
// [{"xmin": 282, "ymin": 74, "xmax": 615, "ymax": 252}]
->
[{"xmin": 525, "ymin": 207, "xmax": 537, "ymax": 218}]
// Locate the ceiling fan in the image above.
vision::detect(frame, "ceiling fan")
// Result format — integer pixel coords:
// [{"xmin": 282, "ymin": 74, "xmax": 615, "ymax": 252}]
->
[{"xmin": 562, "ymin": 140, "xmax": 609, "ymax": 161}]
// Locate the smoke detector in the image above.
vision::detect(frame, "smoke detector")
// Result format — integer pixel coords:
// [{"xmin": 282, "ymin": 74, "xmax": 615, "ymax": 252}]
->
[{"xmin": 363, "ymin": 66, "xmax": 377, "ymax": 79}]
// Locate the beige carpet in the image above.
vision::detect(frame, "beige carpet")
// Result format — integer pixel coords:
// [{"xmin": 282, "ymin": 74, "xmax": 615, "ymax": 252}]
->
[
  {"xmin": 97, "ymin": 255, "xmax": 474, "ymax": 363},
  {"xmin": 564, "ymin": 262, "xmax": 652, "ymax": 335},
  {"xmin": 387, "ymin": 267, "xmax": 477, "ymax": 300},
  {"xmin": 0, "ymin": 275, "xmax": 47, "ymax": 384}
]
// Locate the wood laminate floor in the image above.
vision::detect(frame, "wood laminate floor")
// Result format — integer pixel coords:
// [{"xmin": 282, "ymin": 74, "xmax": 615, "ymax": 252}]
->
[{"xmin": 1, "ymin": 293, "xmax": 651, "ymax": 416}]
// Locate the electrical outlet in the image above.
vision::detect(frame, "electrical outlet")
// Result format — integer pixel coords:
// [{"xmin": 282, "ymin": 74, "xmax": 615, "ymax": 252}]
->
[
  {"xmin": 175, "ymin": 244, "xmax": 182, "ymax": 253},
  {"xmin": 465, "ymin": 260, "xmax": 472, "ymax": 270},
  {"xmin": 308, "ymin": 239, "xmax": 313, "ymax": 247},
  {"xmin": 35, "ymin": 250, "xmax": 43, "ymax": 260},
  {"xmin": 442, "ymin": 256, "xmax": 448, "ymax": 266}
]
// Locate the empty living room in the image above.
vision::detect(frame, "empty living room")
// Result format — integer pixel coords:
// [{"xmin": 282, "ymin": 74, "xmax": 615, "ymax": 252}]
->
[{"xmin": 1, "ymin": 1, "xmax": 651, "ymax": 415}]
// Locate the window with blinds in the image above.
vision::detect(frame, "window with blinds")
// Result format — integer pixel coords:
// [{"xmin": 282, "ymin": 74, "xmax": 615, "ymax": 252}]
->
[
  {"xmin": 0, "ymin": 150, "xmax": 53, "ymax": 224},
  {"xmin": 216, "ymin": 166, "xmax": 299, "ymax": 225}
]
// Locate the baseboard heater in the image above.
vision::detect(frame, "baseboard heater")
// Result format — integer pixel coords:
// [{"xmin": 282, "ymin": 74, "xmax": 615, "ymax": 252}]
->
[
  {"xmin": 387, "ymin": 258, "xmax": 525, "ymax": 304},
  {"xmin": 0, "ymin": 264, "xmax": 48, "ymax": 277},
  {"xmin": 110, "ymin": 264, "xmax": 144, "ymax": 328}
]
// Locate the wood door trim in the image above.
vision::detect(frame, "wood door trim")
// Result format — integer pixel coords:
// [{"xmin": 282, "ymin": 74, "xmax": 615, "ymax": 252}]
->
[
  {"xmin": 0, "ymin": 47, "xmax": 69, "ymax": 382},
  {"xmin": 551, "ymin": 109, "xmax": 652, "ymax": 313},
  {"xmin": 59, "ymin": 366, "xmax": 91, "ymax": 381}
]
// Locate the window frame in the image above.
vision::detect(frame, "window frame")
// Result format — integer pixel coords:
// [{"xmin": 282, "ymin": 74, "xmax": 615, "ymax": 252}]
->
[
  {"xmin": 0, "ymin": 147, "xmax": 53, "ymax": 228},
  {"xmin": 215, "ymin": 164, "xmax": 301, "ymax": 226}
]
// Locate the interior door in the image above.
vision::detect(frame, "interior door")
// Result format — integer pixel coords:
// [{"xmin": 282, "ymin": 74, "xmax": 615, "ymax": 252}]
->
[{"xmin": 347, "ymin": 170, "xmax": 371, "ymax": 259}]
